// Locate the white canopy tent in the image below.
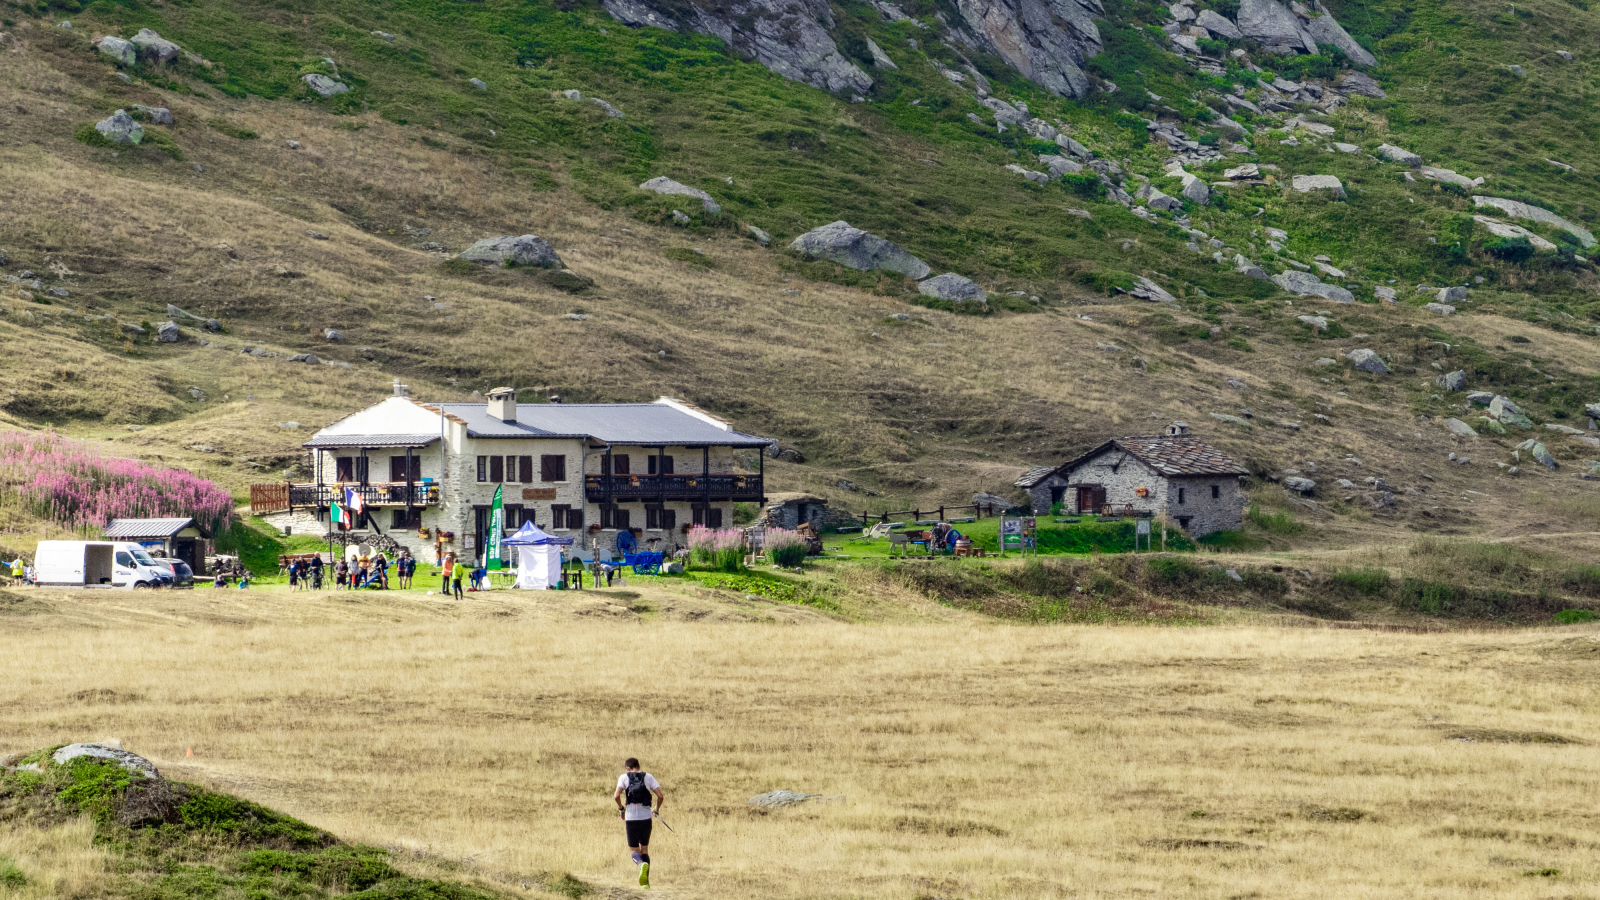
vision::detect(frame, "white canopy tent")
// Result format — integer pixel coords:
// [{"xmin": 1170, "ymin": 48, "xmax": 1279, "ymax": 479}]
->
[{"xmin": 503, "ymin": 522, "xmax": 573, "ymax": 590}]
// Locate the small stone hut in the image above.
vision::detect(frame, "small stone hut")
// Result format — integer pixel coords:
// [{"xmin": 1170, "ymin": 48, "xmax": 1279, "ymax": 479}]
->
[
  {"xmin": 764, "ymin": 493, "xmax": 830, "ymax": 531},
  {"xmin": 1014, "ymin": 424, "xmax": 1248, "ymax": 535}
]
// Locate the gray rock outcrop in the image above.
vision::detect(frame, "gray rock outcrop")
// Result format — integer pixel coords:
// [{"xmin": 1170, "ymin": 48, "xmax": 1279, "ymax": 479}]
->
[
  {"xmin": 949, "ymin": 0, "xmax": 1102, "ymax": 97},
  {"xmin": 1437, "ymin": 370, "xmax": 1466, "ymax": 391},
  {"xmin": 789, "ymin": 221, "xmax": 930, "ymax": 279},
  {"xmin": 459, "ymin": 235, "xmax": 563, "ymax": 268},
  {"xmin": 130, "ymin": 28, "xmax": 181, "ymax": 64},
  {"xmin": 592, "ymin": 98, "xmax": 626, "ymax": 118},
  {"xmin": 302, "ymin": 74, "xmax": 350, "ymax": 97},
  {"xmin": 1347, "ymin": 349, "xmax": 1390, "ymax": 375},
  {"xmin": 1282, "ymin": 476, "xmax": 1316, "ymax": 494},
  {"xmin": 1424, "ymin": 302, "xmax": 1455, "ymax": 315},
  {"xmin": 1473, "ymin": 216, "xmax": 1557, "ymax": 251},
  {"xmin": 1302, "ymin": 7, "xmax": 1376, "ymax": 66},
  {"xmin": 1438, "ymin": 286, "xmax": 1468, "ymax": 303},
  {"xmin": 1130, "ymin": 276, "xmax": 1176, "ymax": 302},
  {"xmin": 1274, "ymin": 270, "xmax": 1354, "ymax": 302},
  {"xmin": 747, "ymin": 225, "xmax": 772, "ymax": 246},
  {"xmin": 1443, "ymin": 417, "xmax": 1477, "ymax": 437},
  {"xmin": 51, "ymin": 743, "xmax": 159, "ymax": 779},
  {"xmin": 917, "ymin": 273, "xmax": 987, "ymax": 303},
  {"xmin": 1471, "ymin": 196, "xmax": 1595, "ymax": 248},
  {"xmin": 1297, "ymin": 314, "xmax": 1328, "ymax": 331},
  {"xmin": 1489, "ymin": 395, "xmax": 1533, "ymax": 428},
  {"xmin": 95, "ymin": 110, "xmax": 143, "ymax": 145},
  {"xmin": 1377, "ymin": 144, "xmax": 1421, "ymax": 166},
  {"xmin": 602, "ymin": 0, "xmax": 872, "ymax": 95},
  {"xmin": 1195, "ymin": 9, "xmax": 1241, "ymax": 37},
  {"xmin": 157, "ymin": 321, "xmax": 180, "ymax": 342},
  {"xmin": 749, "ymin": 790, "xmax": 838, "ymax": 808},
  {"xmin": 1291, "ymin": 174, "xmax": 1346, "ymax": 197},
  {"xmin": 133, "ymin": 104, "xmax": 174, "ymax": 125},
  {"xmin": 1237, "ymin": 0, "xmax": 1317, "ymax": 54},
  {"xmin": 96, "ymin": 36, "xmax": 136, "ymax": 66},
  {"xmin": 866, "ymin": 38, "xmax": 898, "ymax": 69},
  {"xmin": 1234, "ymin": 254, "xmax": 1268, "ymax": 279},
  {"xmin": 639, "ymin": 176, "xmax": 721, "ymax": 214}
]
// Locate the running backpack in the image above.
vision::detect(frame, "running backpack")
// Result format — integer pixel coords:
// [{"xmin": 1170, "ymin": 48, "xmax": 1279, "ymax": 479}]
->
[{"xmin": 624, "ymin": 773, "xmax": 652, "ymax": 806}]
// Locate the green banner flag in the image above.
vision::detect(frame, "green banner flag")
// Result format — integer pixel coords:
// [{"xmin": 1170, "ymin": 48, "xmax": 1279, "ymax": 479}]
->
[{"xmin": 487, "ymin": 484, "xmax": 505, "ymax": 571}]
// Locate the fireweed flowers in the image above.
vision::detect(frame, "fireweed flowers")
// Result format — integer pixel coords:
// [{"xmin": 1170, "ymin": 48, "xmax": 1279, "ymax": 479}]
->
[
  {"xmin": 0, "ymin": 431, "xmax": 232, "ymax": 533},
  {"xmin": 687, "ymin": 524, "xmax": 745, "ymax": 572}
]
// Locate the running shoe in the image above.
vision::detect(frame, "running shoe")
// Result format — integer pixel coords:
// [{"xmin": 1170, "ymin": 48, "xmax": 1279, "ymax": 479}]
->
[{"xmin": 639, "ymin": 862, "xmax": 650, "ymax": 888}]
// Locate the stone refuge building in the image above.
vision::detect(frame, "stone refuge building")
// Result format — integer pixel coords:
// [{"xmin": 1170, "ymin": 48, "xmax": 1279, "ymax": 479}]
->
[
  {"xmin": 1014, "ymin": 424, "xmax": 1248, "ymax": 535},
  {"xmin": 251, "ymin": 385, "xmax": 771, "ymax": 563}
]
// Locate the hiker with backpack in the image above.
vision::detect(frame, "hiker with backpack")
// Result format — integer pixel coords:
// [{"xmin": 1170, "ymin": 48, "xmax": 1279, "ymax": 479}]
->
[{"xmin": 612, "ymin": 758, "xmax": 665, "ymax": 889}]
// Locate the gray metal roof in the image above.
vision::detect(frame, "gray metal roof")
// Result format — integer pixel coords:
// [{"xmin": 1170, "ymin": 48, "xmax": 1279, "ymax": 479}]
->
[
  {"xmin": 304, "ymin": 434, "xmax": 441, "ymax": 449},
  {"xmin": 102, "ymin": 517, "xmax": 194, "ymax": 539},
  {"xmin": 436, "ymin": 403, "xmax": 772, "ymax": 447}
]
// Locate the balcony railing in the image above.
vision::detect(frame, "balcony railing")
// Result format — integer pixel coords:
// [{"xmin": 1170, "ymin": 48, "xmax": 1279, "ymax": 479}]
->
[
  {"xmin": 250, "ymin": 482, "xmax": 440, "ymax": 515},
  {"xmin": 585, "ymin": 473, "xmax": 763, "ymax": 502}
]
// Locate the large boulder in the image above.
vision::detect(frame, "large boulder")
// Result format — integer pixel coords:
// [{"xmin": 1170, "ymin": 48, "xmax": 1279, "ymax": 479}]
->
[
  {"xmin": 1171, "ymin": 170, "xmax": 1209, "ymax": 205},
  {"xmin": 973, "ymin": 491, "xmax": 1013, "ymax": 513},
  {"xmin": 1473, "ymin": 216, "xmax": 1558, "ymax": 251},
  {"xmin": 1236, "ymin": 0, "xmax": 1317, "ymax": 54},
  {"xmin": 51, "ymin": 743, "xmax": 160, "ymax": 779},
  {"xmin": 1038, "ymin": 154, "xmax": 1084, "ymax": 177},
  {"xmin": 458, "ymin": 235, "xmax": 564, "ymax": 268},
  {"xmin": 789, "ymin": 221, "xmax": 930, "ymax": 279},
  {"xmin": 1488, "ymin": 395, "xmax": 1533, "ymax": 428},
  {"xmin": 1437, "ymin": 369, "xmax": 1466, "ymax": 391},
  {"xmin": 302, "ymin": 74, "xmax": 350, "ymax": 98},
  {"xmin": 132, "ymin": 104, "xmax": 174, "ymax": 125},
  {"xmin": 1443, "ymin": 417, "xmax": 1477, "ymax": 437},
  {"xmin": 1282, "ymin": 476, "xmax": 1316, "ymax": 495},
  {"xmin": 156, "ymin": 321, "xmax": 181, "ymax": 342},
  {"xmin": 130, "ymin": 28, "xmax": 181, "ymax": 64},
  {"xmin": 95, "ymin": 110, "xmax": 143, "ymax": 145},
  {"xmin": 945, "ymin": 0, "xmax": 1100, "ymax": 98},
  {"xmin": 1347, "ymin": 349, "xmax": 1390, "ymax": 375},
  {"xmin": 639, "ymin": 176, "xmax": 721, "ymax": 214},
  {"xmin": 918, "ymin": 273, "xmax": 987, "ymax": 304},
  {"xmin": 1302, "ymin": 9, "xmax": 1376, "ymax": 66},
  {"xmin": 1377, "ymin": 144, "xmax": 1422, "ymax": 166},
  {"xmin": 1273, "ymin": 270, "xmax": 1354, "ymax": 302},
  {"xmin": 1471, "ymin": 196, "xmax": 1595, "ymax": 248},
  {"xmin": 1195, "ymin": 9, "xmax": 1242, "ymax": 38},
  {"xmin": 96, "ymin": 36, "xmax": 136, "ymax": 66},
  {"xmin": 1130, "ymin": 276, "xmax": 1176, "ymax": 303},
  {"xmin": 1234, "ymin": 254, "xmax": 1269, "ymax": 279},
  {"xmin": 1291, "ymin": 174, "xmax": 1346, "ymax": 197}
]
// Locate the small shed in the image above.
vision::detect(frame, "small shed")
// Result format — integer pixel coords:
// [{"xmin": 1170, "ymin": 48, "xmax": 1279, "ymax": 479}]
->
[
  {"xmin": 1014, "ymin": 424, "xmax": 1248, "ymax": 536},
  {"xmin": 764, "ymin": 493, "xmax": 830, "ymax": 531},
  {"xmin": 102, "ymin": 517, "xmax": 209, "ymax": 574}
]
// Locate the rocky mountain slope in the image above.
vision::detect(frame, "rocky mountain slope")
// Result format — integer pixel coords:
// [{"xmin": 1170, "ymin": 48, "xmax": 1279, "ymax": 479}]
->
[{"xmin": 2, "ymin": 0, "xmax": 1600, "ymax": 552}]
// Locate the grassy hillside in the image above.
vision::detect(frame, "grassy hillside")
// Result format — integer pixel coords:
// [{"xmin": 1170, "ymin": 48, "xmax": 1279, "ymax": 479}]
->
[{"xmin": 3, "ymin": 0, "xmax": 1600, "ymax": 558}]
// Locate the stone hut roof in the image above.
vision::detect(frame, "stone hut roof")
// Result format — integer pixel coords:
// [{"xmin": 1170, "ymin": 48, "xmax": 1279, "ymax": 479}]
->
[{"xmin": 1018, "ymin": 435, "xmax": 1248, "ymax": 485}]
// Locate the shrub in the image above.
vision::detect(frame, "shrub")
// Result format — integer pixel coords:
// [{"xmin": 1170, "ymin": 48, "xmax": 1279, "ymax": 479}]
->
[
  {"xmin": 765, "ymin": 527, "xmax": 809, "ymax": 567},
  {"xmin": 1145, "ymin": 555, "xmax": 1201, "ymax": 586},
  {"xmin": 1485, "ymin": 235, "xmax": 1535, "ymax": 262},
  {"xmin": 1554, "ymin": 609, "xmax": 1597, "ymax": 624},
  {"xmin": 686, "ymin": 525, "xmax": 744, "ymax": 572},
  {"xmin": 1060, "ymin": 172, "xmax": 1105, "ymax": 200},
  {"xmin": 1330, "ymin": 566, "xmax": 1390, "ymax": 596}
]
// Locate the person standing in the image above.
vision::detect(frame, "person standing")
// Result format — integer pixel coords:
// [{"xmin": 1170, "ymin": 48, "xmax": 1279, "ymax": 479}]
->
[
  {"xmin": 377, "ymin": 553, "xmax": 390, "ymax": 590},
  {"xmin": 442, "ymin": 553, "xmax": 455, "ymax": 594},
  {"xmin": 334, "ymin": 557, "xmax": 347, "ymax": 591},
  {"xmin": 612, "ymin": 758, "xmax": 664, "ymax": 889},
  {"xmin": 451, "ymin": 561, "xmax": 464, "ymax": 600},
  {"xmin": 311, "ymin": 554, "xmax": 325, "ymax": 590},
  {"xmin": 288, "ymin": 560, "xmax": 300, "ymax": 593}
]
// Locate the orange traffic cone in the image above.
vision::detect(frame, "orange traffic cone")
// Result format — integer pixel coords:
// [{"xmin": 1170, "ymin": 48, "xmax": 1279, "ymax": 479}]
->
[{"xmin": 186, "ymin": 747, "xmax": 194, "ymax": 757}]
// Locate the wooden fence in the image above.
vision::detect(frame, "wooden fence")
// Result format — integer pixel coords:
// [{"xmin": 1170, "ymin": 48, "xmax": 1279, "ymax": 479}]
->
[
  {"xmin": 855, "ymin": 503, "xmax": 1009, "ymax": 527},
  {"xmin": 250, "ymin": 484, "xmax": 290, "ymax": 515}
]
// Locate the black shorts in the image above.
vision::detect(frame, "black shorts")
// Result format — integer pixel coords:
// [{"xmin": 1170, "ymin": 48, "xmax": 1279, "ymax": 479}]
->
[{"xmin": 625, "ymin": 817, "xmax": 653, "ymax": 847}]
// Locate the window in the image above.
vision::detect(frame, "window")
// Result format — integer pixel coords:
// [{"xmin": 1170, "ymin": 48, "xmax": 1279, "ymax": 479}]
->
[
  {"xmin": 489, "ymin": 455, "xmax": 504, "ymax": 483},
  {"xmin": 116, "ymin": 551, "xmax": 133, "ymax": 567},
  {"xmin": 1211, "ymin": 484, "xmax": 1220, "ymax": 499},
  {"xmin": 391, "ymin": 509, "xmax": 421, "ymax": 529},
  {"xmin": 601, "ymin": 504, "xmax": 630, "ymax": 530},
  {"xmin": 504, "ymin": 504, "xmax": 524, "ymax": 529},
  {"xmin": 646, "ymin": 506, "xmax": 677, "ymax": 530},
  {"xmin": 519, "ymin": 456, "xmax": 534, "ymax": 483},
  {"xmin": 476, "ymin": 456, "xmax": 487, "ymax": 483},
  {"xmin": 389, "ymin": 456, "xmax": 421, "ymax": 482},
  {"xmin": 551, "ymin": 504, "xmax": 570, "ymax": 529},
  {"xmin": 540, "ymin": 454, "xmax": 566, "ymax": 482},
  {"xmin": 648, "ymin": 455, "xmax": 675, "ymax": 475},
  {"xmin": 505, "ymin": 455, "xmax": 518, "ymax": 483},
  {"xmin": 603, "ymin": 454, "xmax": 631, "ymax": 475},
  {"xmin": 337, "ymin": 456, "xmax": 354, "ymax": 481},
  {"xmin": 691, "ymin": 505, "xmax": 723, "ymax": 528},
  {"xmin": 1178, "ymin": 487, "xmax": 1186, "ymax": 505}
]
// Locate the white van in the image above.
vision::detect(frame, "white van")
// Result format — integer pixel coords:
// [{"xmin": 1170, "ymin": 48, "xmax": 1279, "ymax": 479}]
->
[{"xmin": 34, "ymin": 541, "xmax": 174, "ymax": 589}]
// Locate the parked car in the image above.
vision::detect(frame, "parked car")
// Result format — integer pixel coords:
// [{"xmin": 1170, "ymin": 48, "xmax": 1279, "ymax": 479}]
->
[{"xmin": 153, "ymin": 557, "xmax": 194, "ymax": 588}]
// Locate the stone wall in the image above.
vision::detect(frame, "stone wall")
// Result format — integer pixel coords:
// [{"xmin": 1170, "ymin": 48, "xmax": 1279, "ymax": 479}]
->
[{"xmin": 1024, "ymin": 447, "xmax": 1245, "ymax": 536}]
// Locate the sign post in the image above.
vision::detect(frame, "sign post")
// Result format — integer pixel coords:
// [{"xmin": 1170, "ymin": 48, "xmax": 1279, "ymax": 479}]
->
[
  {"xmin": 1000, "ymin": 517, "xmax": 1024, "ymax": 556},
  {"xmin": 1136, "ymin": 518, "xmax": 1151, "ymax": 552}
]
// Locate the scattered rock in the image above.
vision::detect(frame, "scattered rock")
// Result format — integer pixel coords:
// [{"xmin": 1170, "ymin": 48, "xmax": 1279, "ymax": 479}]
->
[
  {"xmin": 1297, "ymin": 315, "xmax": 1328, "ymax": 331},
  {"xmin": 639, "ymin": 177, "xmax": 720, "ymax": 214},
  {"xmin": 789, "ymin": 221, "xmax": 930, "ymax": 279},
  {"xmin": 1130, "ymin": 276, "xmax": 1175, "ymax": 303},
  {"xmin": 1347, "ymin": 348, "xmax": 1390, "ymax": 375},
  {"xmin": 52, "ymin": 743, "xmax": 159, "ymax": 779},
  {"xmin": 132, "ymin": 105, "xmax": 174, "ymax": 126},
  {"xmin": 746, "ymin": 225, "xmax": 772, "ymax": 246},
  {"xmin": 130, "ymin": 28, "xmax": 180, "ymax": 64},
  {"xmin": 1234, "ymin": 254, "xmax": 1268, "ymax": 279},
  {"xmin": 458, "ymin": 235, "xmax": 563, "ymax": 268},
  {"xmin": 1376, "ymin": 143, "xmax": 1422, "ymax": 166},
  {"xmin": 1443, "ymin": 417, "xmax": 1477, "ymax": 437},
  {"xmin": 1274, "ymin": 270, "xmax": 1354, "ymax": 302},
  {"xmin": 156, "ymin": 321, "xmax": 180, "ymax": 343},
  {"xmin": 1438, "ymin": 286, "xmax": 1468, "ymax": 303},
  {"xmin": 306, "ymin": 230, "xmax": 329, "ymax": 241},
  {"xmin": 1282, "ymin": 476, "xmax": 1316, "ymax": 495},
  {"xmin": 188, "ymin": 387, "xmax": 205, "ymax": 401},
  {"xmin": 96, "ymin": 36, "xmax": 136, "ymax": 66},
  {"xmin": 1505, "ymin": 64, "xmax": 1525, "ymax": 78},
  {"xmin": 749, "ymin": 790, "xmax": 837, "ymax": 808},
  {"xmin": 1005, "ymin": 164, "xmax": 1050, "ymax": 183},
  {"xmin": 372, "ymin": 31, "xmax": 395, "ymax": 40},
  {"xmin": 917, "ymin": 273, "xmax": 987, "ymax": 304},
  {"xmin": 1195, "ymin": 8, "xmax": 1242, "ymax": 37},
  {"xmin": 866, "ymin": 37, "xmax": 898, "ymax": 69},
  {"xmin": 1529, "ymin": 442, "xmax": 1557, "ymax": 469},
  {"xmin": 324, "ymin": 328, "xmax": 343, "ymax": 341},
  {"xmin": 671, "ymin": 210, "xmax": 691, "ymax": 225},
  {"xmin": 592, "ymin": 98, "xmax": 626, "ymax": 118},
  {"xmin": 1472, "ymin": 196, "xmax": 1594, "ymax": 248},
  {"xmin": 1290, "ymin": 174, "xmax": 1346, "ymax": 197},
  {"xmin": 1424, "ymin": 302, "xmax": 1455, "ymax": 315},
  {"xmin": 1489, "ymin": 395, "xmax": 1533, "ymax": 428},
  {"xmin": 1473, "ymin": 215, "xmax": 1558, "ymax": 251},
  {"xmin": 276, "ymin": 421, "xmax": 300, "ymax": 429},
  {"xmin": 1374, "ymin": 285, "xmax": 1397, "ymax": 304},
  {"xmin": 95, "ymin": 110, "xmax": 143, "ymax": 145},
  {"xmin": 1210, "ymin": 412, "xmax": 1253, "ymax": 427},
  {"xmin": 1437, "ymin": 370, "xmax": 1466, "ymax": 391},
  {"xmin": 302, "ymin": 74, "xmax": 351, "ymax": 98},
  {"xmin": 469, "ymin": 77, "xmax": 488, "ymax": 91},
  {"xmin": 1224, "ymin": 163, "xmax": 1259, "ymax": 180}
]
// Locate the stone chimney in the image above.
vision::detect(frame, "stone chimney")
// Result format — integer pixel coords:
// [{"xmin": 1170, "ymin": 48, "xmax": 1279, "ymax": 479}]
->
[
  {"xmin": 1165, "ymin": 421, "xmax": 1189, "ymax": 436},
  {"xmin": 392, "ymin": 378, "xmax": 408, "ymax": 397},
  {"xmin": 487, "ymin": 387, "xmax": 516, "ymax": 423}
]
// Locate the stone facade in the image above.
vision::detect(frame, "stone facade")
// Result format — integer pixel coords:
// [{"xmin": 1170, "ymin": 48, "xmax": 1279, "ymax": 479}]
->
[{"xmin": 1024, "ymin": 446, "xmax": 1245, "ymax": 536}]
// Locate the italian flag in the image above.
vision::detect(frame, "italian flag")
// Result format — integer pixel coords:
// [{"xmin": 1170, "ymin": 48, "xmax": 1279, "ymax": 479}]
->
[{"xmin": 330, "ymin": 500, "xmax": 349, "ymax": 530}]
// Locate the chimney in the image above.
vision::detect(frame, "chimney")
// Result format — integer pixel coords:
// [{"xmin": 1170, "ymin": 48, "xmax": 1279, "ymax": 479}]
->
[
  {"xmin": 392, "ymin": 379, "xmax": 408, "ymax": 398},
  {"xmin": 1165, "ymin": 421, "xmax": 1189, "ymax": 436},
  {"xmin": 487, "ymin": 387, "xmax": 517, "ymax": 423}
]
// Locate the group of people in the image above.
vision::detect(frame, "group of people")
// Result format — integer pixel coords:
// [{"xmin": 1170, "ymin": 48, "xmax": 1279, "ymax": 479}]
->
[
  {"xmin": 438, "ymin": 553, "xmax": 492, "ymax": 599},
  {"xmin": 285, "ymin": 551, "xmax": 418, "ymax": 591}
]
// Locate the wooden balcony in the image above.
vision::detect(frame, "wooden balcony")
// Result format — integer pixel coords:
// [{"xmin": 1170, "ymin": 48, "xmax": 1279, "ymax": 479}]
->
[
  {"xmin": 250, "ymin": 482, "xmax": 440, "ymax": 515},
  {"xmin": 584, "ymin": 473, "xmax": 763, "ymax": 503}
]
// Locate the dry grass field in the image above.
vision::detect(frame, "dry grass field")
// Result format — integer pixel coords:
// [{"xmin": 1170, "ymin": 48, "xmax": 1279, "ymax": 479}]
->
[{"xmin": 3, "ymin": 588, "xmax": 1598, "ymax": 899}]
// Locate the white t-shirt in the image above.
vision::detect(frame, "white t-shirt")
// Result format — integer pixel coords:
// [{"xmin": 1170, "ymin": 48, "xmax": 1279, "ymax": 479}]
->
[{"xmin": 617, "ymin": 772, "xmax": 660, "ymax": 821}]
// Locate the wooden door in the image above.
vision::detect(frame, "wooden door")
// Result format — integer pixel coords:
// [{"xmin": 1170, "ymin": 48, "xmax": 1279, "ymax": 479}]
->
[{"xmin": 1076, "ymin": 484, "xmax": 1105, "ymax": 514}]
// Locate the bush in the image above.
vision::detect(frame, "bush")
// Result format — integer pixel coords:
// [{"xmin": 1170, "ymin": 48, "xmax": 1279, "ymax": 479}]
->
[
  {"xmin": 1330, "ymin": 566, "xmax": 1390, "ymax": 596},
  {"xmin": 1060, "ymin": 172, "xmax": 1105, "ymax": 200},
  {"xmin": 1554, "ymin": 609, "xmax": 1597, "ymax": 624},
  {"xmin": 1246, "ymin": 504, "xmax": 1302, "ymax": 536},
  {"xmin": 1145, "ymin": 555, "xmax": 1201, "ymax": 586},
  {"xmin": 1485, "ymin": 235, "xmax": 1535, "ymax": 262},
  {"xmin": 765, "ymin": 527, "xmax": 809, "ymax": 567}
]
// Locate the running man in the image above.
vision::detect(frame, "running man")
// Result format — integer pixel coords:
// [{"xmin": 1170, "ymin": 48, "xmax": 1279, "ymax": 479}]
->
[{"xmin": 612, "ymin": 758, "xmax": 664, "ymax": 888}]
